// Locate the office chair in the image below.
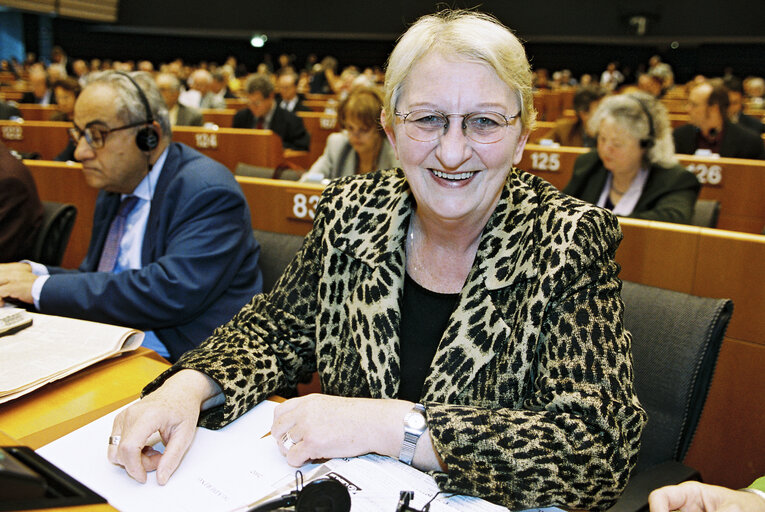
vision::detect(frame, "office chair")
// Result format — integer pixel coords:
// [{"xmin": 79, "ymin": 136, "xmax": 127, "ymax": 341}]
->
[
  {"xmin": 252, "ymin": 229, "xmax": 306, "ymax": 294},
  {"xmin": 608, "ymin": 281, "xmax": 733, "ymax": 511},
  {"xmin": 235, "ymin": 163, "xmax": 277, "ymax": 179},
  {"xmin": 31, "ymin": 201, "xmax": 78, "ymax": 267},
  {"xmin": 689, "ymin": 199, "xmax": 721, "ymax": 228}
]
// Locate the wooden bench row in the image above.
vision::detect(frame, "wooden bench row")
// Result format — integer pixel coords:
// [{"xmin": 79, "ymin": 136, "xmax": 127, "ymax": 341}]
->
[
  {"xmin": 23, "ymin": 161, "xmax": 765, "ymax": 490},
  {"xmin": 518, "ymin": 143, "xmax": 765, "ymax": 233},
  {"xmin": 6, "ymin": 121, "xmax": 764, "ymax": 233},
  {"xmin": 0, "ymin": 115, "xmax": 339, "ymax": 171}
]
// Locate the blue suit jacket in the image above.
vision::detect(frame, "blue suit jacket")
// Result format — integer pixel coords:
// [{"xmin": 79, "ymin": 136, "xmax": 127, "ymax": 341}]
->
[{"xmin": 42, "ymin": 142, "xmax": 263, "ymax": 361}]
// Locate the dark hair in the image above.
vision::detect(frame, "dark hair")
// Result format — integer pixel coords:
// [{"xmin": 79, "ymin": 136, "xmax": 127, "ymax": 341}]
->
[
  {"xmin": 52, "ymin": 77, "xmax": 81, "ymax": 97},
  {"xmin": 573, "ymin": 85, "xmax": 605, "ymax": 113},
  {"xmin": 245, "ymin": 73, "xmax": 275, "ymax": 96},
  {"xmin": 704, "ymin": 79, "xmax": 730, "ymax": 114},
  {"xmin": 722, "ymin": 76, "xmax": 743, "ymax": 95}
]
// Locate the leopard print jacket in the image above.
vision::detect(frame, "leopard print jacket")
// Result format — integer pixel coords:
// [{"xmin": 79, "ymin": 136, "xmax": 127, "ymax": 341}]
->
[{"xmin": 146, "ymin": 168, "xmax": 646, "ymax": 511}]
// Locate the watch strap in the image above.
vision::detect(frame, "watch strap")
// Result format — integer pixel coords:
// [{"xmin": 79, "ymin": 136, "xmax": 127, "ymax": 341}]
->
[{"xmin": 398, "ymin": 403, "xmax": 426, "ymax": 465}]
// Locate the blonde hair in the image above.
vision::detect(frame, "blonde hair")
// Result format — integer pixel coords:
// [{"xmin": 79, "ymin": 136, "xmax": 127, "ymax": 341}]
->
[
  {"xmin": 588, "ymin": 91, "xmax": 677, "ymax": 167},
  {"xmin": 383, "ymin": 9, "xmax": 536, "ymax": 133}
]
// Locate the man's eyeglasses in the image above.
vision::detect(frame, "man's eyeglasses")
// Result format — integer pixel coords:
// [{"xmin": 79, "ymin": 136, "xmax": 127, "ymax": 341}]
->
[
  {"xmin": 68, "ymin": 121, "xmax": 147, "ymax": 150},
  {"xmin": 394, "ymin": 109, "xmax": 520, "ymax": 144}
]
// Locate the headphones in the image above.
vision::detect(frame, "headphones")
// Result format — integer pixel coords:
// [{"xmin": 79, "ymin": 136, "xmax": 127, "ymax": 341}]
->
[
  {"xmin": 247, "ymin": 476, "xmax": 351, "ymax": 512},
  {"xmin": 628, "ymin": 94, "xmax": 655, "ymax": 149},
  {"xmin": 115, "ymin": 71, "xmax": 159, "ymax": 152}
]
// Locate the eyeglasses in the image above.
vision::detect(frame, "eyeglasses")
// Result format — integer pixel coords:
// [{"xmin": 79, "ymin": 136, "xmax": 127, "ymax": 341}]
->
[
  {"xmin": 394, "ymin": 109, "xmax": 520, "ymax": 144},
  {"xmin": 68, "ymin": 121, "xmax": 147, "ymax": 149},
  {"xmin": 344, "ymin": 124, "xmax": 376, "ymax": 138}
]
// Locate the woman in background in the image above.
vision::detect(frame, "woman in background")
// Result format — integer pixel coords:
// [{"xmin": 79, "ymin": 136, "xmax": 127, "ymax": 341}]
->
[
  {"xmin": 563, "ymin": 91, "xmax": 700, "ymax": 224},
  {"xmin": 51, "ymin": 77, "xmax": 81, "ymax": 162},
  {"xmin": 303, "ymin": 85, "xmax": 398, "ymax": 181}
]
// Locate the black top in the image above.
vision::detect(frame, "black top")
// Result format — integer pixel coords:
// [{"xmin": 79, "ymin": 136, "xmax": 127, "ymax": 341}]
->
[{"xmin": 398, "ymin": 273, "xmax": 460, "ymax": 402}]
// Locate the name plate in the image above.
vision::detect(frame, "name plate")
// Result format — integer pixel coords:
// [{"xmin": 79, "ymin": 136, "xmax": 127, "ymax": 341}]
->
[
  {"xmin": 528, "ymin": 151, "xmax": 561, "ymax": 171},
  {"xmin": 194, "ymin": 132, "xmax": 218, "ymax": 149},
  {"xmin": 286, "ymin": 190, "xmax": 321, "ymax": 223},
  {"xmin": 686, "ymin": 163, "xmax": 723, "ymax": 186},
  {"xmin": 1, "ymin": 125, "xmax": 23, "ymax": 141}
]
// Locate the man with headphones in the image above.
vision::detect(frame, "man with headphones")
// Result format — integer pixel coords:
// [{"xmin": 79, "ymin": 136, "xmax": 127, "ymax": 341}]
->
[
  {"xmin": 673, "ymin": 80, "xmax": 765, "ymax": 160},
  {"xmin": 0, "ymin": 71, "xmax": 263, "ymax": 362}
]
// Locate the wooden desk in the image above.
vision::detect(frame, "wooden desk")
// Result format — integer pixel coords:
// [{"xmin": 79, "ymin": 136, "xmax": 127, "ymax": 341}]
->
[
  {"xmin": 200, "ymin": 108, "xmax": 237, "ymax": 127},
  {"xmin": 0, "ymin": 120, "xmax": 70, "ymax": 159},
  {"xmin": 17, "ymin": 104, "xmax": 59, "ymax": 121},
  {"xmin": 0, "ymin": 348, "xmax": 169, "ymax": 512},
  {"xmin": 171, "ymin": 126, "xmax": 284, "ymax": 171},
  {"xmin": 0, "ymin": 347, "xmax": 170, "ymax": 450}
]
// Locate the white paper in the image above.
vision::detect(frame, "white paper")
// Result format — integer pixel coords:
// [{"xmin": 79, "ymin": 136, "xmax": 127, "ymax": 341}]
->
[
  {"xmin": 0, "ymin": 312, "xmax": 143, "ymax": 403},
  {"xmin": 37, "ymin": 400, "xmax": 564, "ymax": 512},
  {"xmin": 37, "ymin": 400, "xmax": 309, "ymax": 512}
]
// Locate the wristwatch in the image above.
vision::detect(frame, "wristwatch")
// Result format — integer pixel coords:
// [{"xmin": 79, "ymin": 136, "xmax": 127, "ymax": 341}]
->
[{"xmin": 398, "ymin": 403, "xmax": 427, "ymax": 465}]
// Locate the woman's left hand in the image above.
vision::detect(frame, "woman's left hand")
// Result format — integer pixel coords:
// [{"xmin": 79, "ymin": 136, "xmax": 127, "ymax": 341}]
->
[{"xmin": 271, "ymin": 394, "xmax": 412, "ymax": 467}]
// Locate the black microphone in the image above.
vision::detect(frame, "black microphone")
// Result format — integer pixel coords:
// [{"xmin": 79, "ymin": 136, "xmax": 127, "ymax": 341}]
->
[{"xmin": 246, "ymin": 476, "xmax": 350, "ymax": 512}]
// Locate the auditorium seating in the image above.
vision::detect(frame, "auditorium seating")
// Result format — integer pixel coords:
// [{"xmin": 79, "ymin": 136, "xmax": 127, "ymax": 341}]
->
[{"xmin": 518, "ymin": 143, "xmax": 765, "ymax": 233}]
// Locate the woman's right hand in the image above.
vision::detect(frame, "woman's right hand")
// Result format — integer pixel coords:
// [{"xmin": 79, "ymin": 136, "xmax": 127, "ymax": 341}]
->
[{"xmin": 107, "ymin": 369, "xmax": 222, "ymax": 485}]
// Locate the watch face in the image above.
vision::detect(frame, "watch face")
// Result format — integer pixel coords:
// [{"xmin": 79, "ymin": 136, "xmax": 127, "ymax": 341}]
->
[{"xmin": 407, "ymin": 412, "xmax": 427, "ymax": 430}]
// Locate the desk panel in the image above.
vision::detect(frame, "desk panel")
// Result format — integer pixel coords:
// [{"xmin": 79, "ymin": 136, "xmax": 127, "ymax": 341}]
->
[
  {"xmin": 170, "ymin": 126, "xmax": 284, "ymax": 171},
  {"xmin": 0, "ymin": 348, "xmax": 169, "ymax": 449},
  {"xmin": 0, "ymin": 120, "xmax": 70, "ymax": 160}
]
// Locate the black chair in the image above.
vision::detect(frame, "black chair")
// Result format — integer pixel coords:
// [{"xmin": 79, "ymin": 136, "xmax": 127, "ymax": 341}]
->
[
  {"xmin": 235, "ymin": 163, "xmax": 277, "ymax": 179},
  {"xmin": 608, "ymin": 281, "xmax": 733, "ymax": 512},
  {"xmin": 31, "ymin": 201, "xmax": 77, "ymax": 267},
  {"xmin": 689, "ymin": 199, "xmax": 720, "ymax": 228},
  {"xmin": 252, "ymin": 229, "xmax": 306, "ymax": 293}
]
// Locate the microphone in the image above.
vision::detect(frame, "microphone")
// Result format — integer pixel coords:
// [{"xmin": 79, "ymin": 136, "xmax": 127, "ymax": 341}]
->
[{"xmin": 246, "ymin": 475, "xmax": 350, "ymax": 512}]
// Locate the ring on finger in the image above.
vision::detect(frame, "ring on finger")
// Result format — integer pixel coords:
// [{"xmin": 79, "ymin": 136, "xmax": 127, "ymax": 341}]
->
[
  {"xmin": 281, "ymin": 431, "xmax": 296, "ymax": 451},
  {"xmin": 108, "ymin": 435, "xmax": 121, "ymax": 446}
]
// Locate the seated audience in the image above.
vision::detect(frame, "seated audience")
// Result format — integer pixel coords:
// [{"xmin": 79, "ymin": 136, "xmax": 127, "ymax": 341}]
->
[
  {"xmin": 232, "ymin": 74, "xmax": 310, "ymax": 151},
  {"xmin": 744, "ymin": 76, "xmax": 765, "ymax": 108},
  {"xmin": 724, "ymin": 76, "xmax": 765, "ymax": 134},
  {"xmin": 550, "ymin": 85, "xmax": 605, "ymax": 147},
  {"xmin": 564, "ymin": 92, "xmax": 701, "ymax": 224},
  {"xmin": 0, "ymin": 142, "xmax": 43, "ymax": 262},
  {"xmin": 637, "ymin": 72, "xmax": 664, "ymax": 98},
  {"xmin": 303, "ymin": 85, "xmax": 398, "ymax": 181},
  {"xmin": 673, "ymin": 80, "xmax": 765, "ymax": 159},
  {"xmin": 275, "ymin": 71, "xmax": 310, "ymax": 113},
  {"xmin": 108, "ymin": 11, "xmax": 645, "ymax": 511},
  {"xmin": 0, "ymin": 71, "xmax": 263, "ymax": 362},
  {"xmin": 51, "ymin": 77, "xmax": 82, "ymax": 162},
  {"xmin": 21, "ymin": 67, "xmax": 56, "ymax": 105},
  {"xmin": 210, "ymin": 70, "xmax": 237, "ymax": 101},
  {"xmin": 600, "ymin": 61, "xmax": 624, "ymax": 91},
  {"xmin": 649, "ymin": 478, "xmax": 765, "ymax": 512},
  {"xmin": 179, "ymin": 69, "xmax": 226, "ymax": 110},
  {"xmin": 156, "ymin": 73, "xmax": 203, "ymax": 127}
]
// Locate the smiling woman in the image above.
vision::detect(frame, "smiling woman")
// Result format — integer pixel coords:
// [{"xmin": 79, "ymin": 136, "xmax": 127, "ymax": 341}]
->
[{"xmin": 109, "ymin": 10, "xmax": 646, "ymax": 511}]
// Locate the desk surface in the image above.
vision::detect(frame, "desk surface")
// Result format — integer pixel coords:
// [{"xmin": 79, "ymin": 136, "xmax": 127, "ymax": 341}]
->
[
  {"xmin": 0, "ymin": 347, "xmax": 170, "ymax": 449},
  {"xmin": 0, "ymin": 347, "xmax": 170, "ymax": 511}
]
